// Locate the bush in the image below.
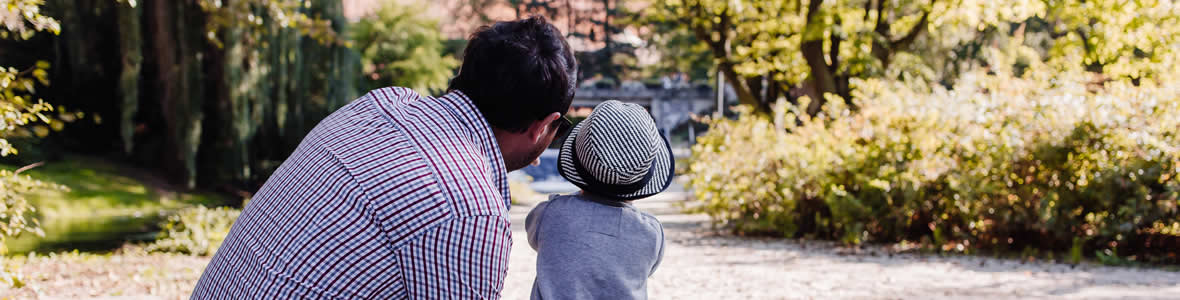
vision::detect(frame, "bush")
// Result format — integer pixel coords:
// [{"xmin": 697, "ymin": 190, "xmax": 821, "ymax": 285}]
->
[
  {"xmin": 352, "ymin": 1, "xmax": 459, "ymax": 95},
  {"xmin": 146, "ymin": 206, "xmax": 241, "ymax": 256},
  {"xmin": 509, "ymin": 175, "xmax": 540, "ymax": 205},
  {"xmin": 1, "ymin": 1, "xmax": 63, "ymax": 255},
  {"xmin": 0, "ymin": 169, "xmax": 65, "ymax": 254},
  {"xmin": 688, "ymin": 69, "xmax": 1180, "ymax": 260}
]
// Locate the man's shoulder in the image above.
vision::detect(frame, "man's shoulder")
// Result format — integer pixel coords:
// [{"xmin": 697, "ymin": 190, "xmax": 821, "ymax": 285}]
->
[
  {"xmin": 320, "ymin": 87, "xmax": 509, "ymax": 217},
  {"xmin": 367, "ymin": 87, "xmax": 429, "ymax": 114},
  {"xmin": 311, "ymin": 90, "xmax": 404, "ymax": 143},
  {"xmin": 307, "ymin": 88, "xmax": 443, "ymax": 208}
]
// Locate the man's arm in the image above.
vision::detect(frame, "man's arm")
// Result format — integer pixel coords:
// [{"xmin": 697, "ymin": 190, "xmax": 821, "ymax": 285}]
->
[{"xmin": 397, "ymin": 215, "xmax": 512, "ymax": 299}]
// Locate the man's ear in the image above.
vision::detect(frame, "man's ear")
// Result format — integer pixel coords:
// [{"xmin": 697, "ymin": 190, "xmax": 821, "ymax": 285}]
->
[{"xmin": 527, "ymin": 112, "xmax": 562, "ymax": 143}]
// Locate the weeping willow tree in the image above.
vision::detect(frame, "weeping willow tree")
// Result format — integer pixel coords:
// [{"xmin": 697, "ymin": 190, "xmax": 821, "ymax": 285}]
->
[{"xmin": 29, "ymin": 0, "xmax": 359, "ymax": 192}]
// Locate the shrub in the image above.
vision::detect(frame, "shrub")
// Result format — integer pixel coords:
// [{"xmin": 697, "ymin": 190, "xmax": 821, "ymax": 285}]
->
[
  {"xmin": 146, "ymin": 206, "xmax": 241, "ymax": 256},
  {"xmin": 1, "ymin": 1, "xmax": 64, "ymax": 256},
  {"xmin": 351, "ymin": 1, "xmax": 459, "ymax": 95},
  {"xmin": 509, "ymin": 175, "xmax": 540, "ymax": 205},
  {"xmin": 0, "ymin": 168, "xmax": 66, "ymax": 254},
  {"xmin": 688, "ymin": 69, "xmax": 1180, "ymax": 260}
]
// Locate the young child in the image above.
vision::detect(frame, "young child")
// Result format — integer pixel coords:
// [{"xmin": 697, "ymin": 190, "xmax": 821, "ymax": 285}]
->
[{"xmin": 525, "ymin": 100, "xmax": 673, "ymax": 300}]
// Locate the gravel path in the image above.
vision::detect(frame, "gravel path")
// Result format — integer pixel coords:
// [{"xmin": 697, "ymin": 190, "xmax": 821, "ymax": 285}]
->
[
  {"xmin": 6, "ymin": 186, "xmax": 1180, "ymax": 299},
  {"xmin": 505, "ymin": 186, "xmax": 1180, "ymax": 300}
]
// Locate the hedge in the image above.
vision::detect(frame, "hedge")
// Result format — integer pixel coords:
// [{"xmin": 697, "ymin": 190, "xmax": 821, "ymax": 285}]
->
[{"xmin": 688, "ymin": 70, "xmax": 1179, "ymax": 261}]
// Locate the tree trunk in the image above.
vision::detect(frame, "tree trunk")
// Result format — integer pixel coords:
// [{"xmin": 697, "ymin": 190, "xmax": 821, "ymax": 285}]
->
[
  {"xmin": 116, "ymin": 2, "xmax": 142, "ymax": 156},
  {"xmin": 800, "ymin": 40, "xmax": 835, "ymax": 115},
  {"xmin": 145, "ymin": 0, "xmax": 181, "ymax": 183},
  {"xmin": 800, "ymin": 0, "xmax": 833, "ymax": 115}
]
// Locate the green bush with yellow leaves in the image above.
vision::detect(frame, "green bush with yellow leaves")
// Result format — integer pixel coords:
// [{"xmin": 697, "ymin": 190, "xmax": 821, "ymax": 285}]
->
[
  {"xmin": 688, "ymin": 68, "xmax": 1180, "ymax": 261},
  {"xmin": 146, "ymin": 206, "xmax": 241, "ymax": 256}
]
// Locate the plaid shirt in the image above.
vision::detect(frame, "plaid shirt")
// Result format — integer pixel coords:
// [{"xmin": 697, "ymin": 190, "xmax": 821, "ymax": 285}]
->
[{"xmin": 192, "ymin": 88, "xmax": 513, "ymax": 299}]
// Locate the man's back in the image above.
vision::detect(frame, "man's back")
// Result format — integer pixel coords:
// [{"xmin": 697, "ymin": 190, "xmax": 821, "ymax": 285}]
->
[{"xmin": 192, "ymin": 87, "xmax": 513, "ymax": 299}]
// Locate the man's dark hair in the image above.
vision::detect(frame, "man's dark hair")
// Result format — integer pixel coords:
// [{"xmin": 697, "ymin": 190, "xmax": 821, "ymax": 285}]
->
[{"xmin": 449, "ymin": 16, "xmax": 578, "ymax": 133}]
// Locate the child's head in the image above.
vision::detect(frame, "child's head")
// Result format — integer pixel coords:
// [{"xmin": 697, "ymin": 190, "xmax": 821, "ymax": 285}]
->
[{"xmin": 557, "ymin": 100, "xmax": 675, "ymax": 201}]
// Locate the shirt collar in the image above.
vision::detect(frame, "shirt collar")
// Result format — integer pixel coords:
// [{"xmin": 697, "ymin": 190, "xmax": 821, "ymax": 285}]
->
[{"xmin": 436, "ymin": 90, "xmax": 512, "ymax": 207}]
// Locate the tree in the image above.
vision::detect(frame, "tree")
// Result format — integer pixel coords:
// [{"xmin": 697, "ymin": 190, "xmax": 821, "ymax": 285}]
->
[
  {"xmin": 352, "ymin": 2, "xmax": 459, "ymax": 96},
  {"xmin": 509, "ymin": 0, "xmax": 563, "ymax": 20},
  {"xmin": 0, "ymin": 0, "xmax": 64, "ymax": 252},
  {"xmin": 26, "ymin": 0, "xmax": 357, "ymax": 193},
  {"xmin": 503, "ymin": 0, "xmax": 640, "ymax": 83},
  {"xmin": 626, "ymin": 9, "xmax": 714, "ymax": 85},
  {"xmin": 648, "ymin": 0, "xmax": 945, "ymax": 114},
  {"xmin": 1039, "ymin": 0, "xmax": 1179, "ymax": 82},
  {"xmin": 647, "ymin": 0, "xmax": 1180, "ymax": 115}
]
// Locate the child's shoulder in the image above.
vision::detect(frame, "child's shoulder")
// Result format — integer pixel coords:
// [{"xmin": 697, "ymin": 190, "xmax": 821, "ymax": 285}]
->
[
  {"xmin": 536, "ymin": 193, "xmax": 578, "ymax": 208},
  {"xmin": 528, "ymin": 193, "xmax": 580, "ymax": 215}
]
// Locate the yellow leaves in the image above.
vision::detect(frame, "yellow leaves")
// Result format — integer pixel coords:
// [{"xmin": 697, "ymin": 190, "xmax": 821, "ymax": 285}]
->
[
  {"xmin": 689, "ymin": 62, "xmax": 1180, "ymax": 241},
  {"xmin": 868, "ymin": 179, "xmax": 891, "ymax": 192},
  {"xmin": 0, "ymin": 139, "xmax": 16, "ymax": 156},
  {"xmin": 0, "ymin": 0, "xmax": 61, "ymax": 39},
  {"xmin": 30, "ymin": 125, "xmax": 47, "ymax": 137}
]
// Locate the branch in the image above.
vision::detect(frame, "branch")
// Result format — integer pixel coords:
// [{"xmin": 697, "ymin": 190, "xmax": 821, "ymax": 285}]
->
[
  {"xmin": 890, "ymin": 9, "xmax": 930, "ymax": 50},
  {"xmin": 830, "ymin": 17, "xmax": 842, "ymax": 73},
  {"xmin": 16, "ymin": 65, "xmax": 37, "ymax": 76},
  {"xmin": 806, "ymin": 0, "xmax": 822, "ymax": 20},
  {"xmin": 689, "ymin": 1, "xmax": 725, "ymax": 54},
  {"xmin": 1076, "ymin": 28, "xmax": 1094, "ymax": 55},
  {"xmin": 874, "ymin": 0, "xmax": 887, "ymax": 36},
  {"xmin": 686, "ymin": 1, "xmax": 760, "ymax": 109},
  {"xmin": 14, "ymin": 161, "xmax": 45, "ymax": 175},
  {"xmin": 863, "ymin": 0, "xmax": 873, "ymax": 22}
]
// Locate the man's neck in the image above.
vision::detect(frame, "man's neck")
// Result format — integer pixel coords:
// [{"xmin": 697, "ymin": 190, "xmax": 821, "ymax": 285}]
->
[{"xmin": 492, "ymin": 127, "xmax": 529, "ymax": 171}]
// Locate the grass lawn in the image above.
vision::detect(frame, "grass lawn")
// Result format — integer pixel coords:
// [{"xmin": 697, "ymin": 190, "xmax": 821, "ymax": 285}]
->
[{"xmin": 2, "ymin": 156, "xmax": 227, "ymax": 254}]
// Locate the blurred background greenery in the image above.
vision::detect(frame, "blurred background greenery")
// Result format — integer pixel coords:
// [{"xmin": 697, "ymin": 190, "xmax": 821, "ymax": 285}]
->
[{"xmin": 0, "ymin": 0, "xmax": 1178, "ymax": 280}]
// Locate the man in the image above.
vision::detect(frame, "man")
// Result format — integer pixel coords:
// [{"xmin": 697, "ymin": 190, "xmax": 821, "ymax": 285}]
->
[{"xmin": 192, "ymin": 16, "xmax": 577, "ymax": 299}]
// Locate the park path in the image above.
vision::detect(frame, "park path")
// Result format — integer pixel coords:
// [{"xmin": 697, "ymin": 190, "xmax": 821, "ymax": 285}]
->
[
  {"xmin": 503, "ymin": 179, "xmax": 1180, "ymax": 299},
  {"xmin": 6, "ymin": 180, "xmax": 1180, "ymax": 299}
]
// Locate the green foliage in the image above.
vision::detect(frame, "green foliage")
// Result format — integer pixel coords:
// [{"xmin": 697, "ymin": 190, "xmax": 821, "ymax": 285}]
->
[
  {"xmin": 146, "ymin": 206, "xmax": 241, "ymax": 256},
  {"xmin": 647, "ymin": 0, "xmax": 1180, "ymax": 113},
  {"xmin": 35, "ymin": 0, "xmax": 358, "ymax": 189},
  {"xmin": 0, "ymin": 63, "xmax": 54, "ymax": 157},
  {"xmin": 351, "ymin": 2, "xmax": 458, "ymax": 95},
  {"xmin": 688, "ymin": 65, "xmax": 1180, "ymax": 258},
  {"xmin": 1, "ymin": 157, "xmax": 223, "ymax": 254},
  {"xmin": 508, "ymin": 176, "xmax": 542, "ymax": 205},
  {"xmin": 0, "ymin": 0, "xmax": 64, "ymax": 254},
  {"xmin": 624, "ymin": 9, "xmax": 714, "ymax": 82},
  {"xmin": 194, "ymin": 0, "xmax": 342, "ymax": 48},
  {"xmin": 648, "ymin": 0, "xmax": 955, "ymax": 110},
  {"xmin": 1039, "ymin": 0, "xmax": 1180, "ymax": 80},
  {"xmin": 0, "ymin": 0, "xmax": 60, "ymax": 40},
  {"xmin": 0, "ymin": 169, "xmax": 60, "ymax": 254}
]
